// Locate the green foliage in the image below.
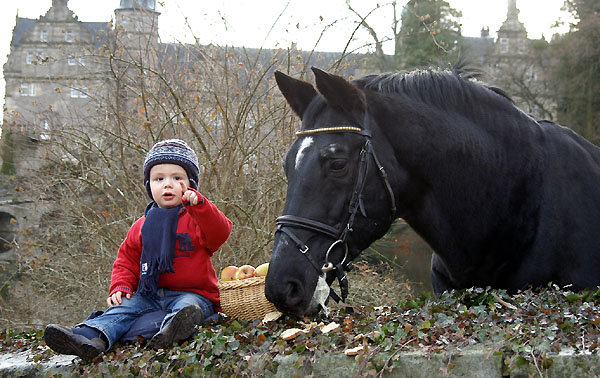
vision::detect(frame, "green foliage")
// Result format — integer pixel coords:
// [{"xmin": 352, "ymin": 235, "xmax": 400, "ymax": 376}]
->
[
  {"xmin": 345, "ymin": 0, "xmax": 461, "ymax": 71},
  {"xmin": 564, "ymin": 0, "xmax": 600, "ymax": 22},
  {"xmin": 398, "ymin": 0, "xmax": 462, "ymax": 69},
  {"xmin": 531, "ymin": 38, "xmax": 550, "ymax": 51},
  {"xmin": 551, "ymin": 6, "xmax": 600, "ymax": 144},
  {"xmin": 2, "ymin": 286, "xmax": 599, "ymax": 376}
]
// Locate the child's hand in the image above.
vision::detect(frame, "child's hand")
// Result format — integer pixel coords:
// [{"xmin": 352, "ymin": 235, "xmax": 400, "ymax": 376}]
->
[
  {"xmin": 180, "ymin": 182, "xmax": 200, "ymax": 206},
  {"xmin": 107, "ymin": 291, "xmax": 131, "ymax": 307}
]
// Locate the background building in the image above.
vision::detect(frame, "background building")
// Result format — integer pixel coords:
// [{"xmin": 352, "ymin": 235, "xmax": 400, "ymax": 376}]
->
[
  {"xmin": 0, "ymin": 0, "xmax": 159, "ymax": 269},
  {"xmin": 462, "ymin": 0, "xmax": 554, "ymax": 119}
]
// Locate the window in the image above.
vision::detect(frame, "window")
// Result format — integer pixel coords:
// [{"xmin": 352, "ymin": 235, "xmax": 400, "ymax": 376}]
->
[
  {"xmin": 40, "ymin": 30, "xmax": 48, "ymax": 42},
  {"xmin": 67, "ymin": 56, "xmax": 85, "ymax": 66},
  {"xmin": 500, "ymin": 38, "xmax": 509, "ymax": 53},
  {"xmin": 65, "ymin": 30, "xmax": 73, "ymax": 42},
  {"xmin": 71, "ymin": 86, "xmax": 89, "ymax": 98},
  {"xmin": 20, "ymin": 83, "xmax": 35, "ymax": 96},
  {"xmin": 34, "ymin": 51, "xmax": 50, "ymax": 64},
  {"xmin": 40, "ymin": 120, "xmax": 51, "ymax": 140},
  {"xmin": 26, "ymin": 52, "xmax": 33, "ymax": 64}
]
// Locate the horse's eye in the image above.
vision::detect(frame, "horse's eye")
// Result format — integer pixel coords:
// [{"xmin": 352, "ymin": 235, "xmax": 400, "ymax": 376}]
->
[{"xmin": 330, "ymin": 159, "xmax": 346, "ymax": 171}]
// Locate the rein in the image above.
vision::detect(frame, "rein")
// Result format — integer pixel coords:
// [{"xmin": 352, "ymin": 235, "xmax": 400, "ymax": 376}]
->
[{"xmin": 276, "ymin": 125, "xmax": 396, "ymax": 304}]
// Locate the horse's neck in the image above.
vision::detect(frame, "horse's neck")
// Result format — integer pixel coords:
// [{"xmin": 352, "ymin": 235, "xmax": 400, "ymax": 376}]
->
[
  {"xmin": 385, "ymin": 99, "xmax": 534, "ymax": 172},
  {"xmin": 381, "ymin": 103, "xmax": 541, "ymax": 258}
]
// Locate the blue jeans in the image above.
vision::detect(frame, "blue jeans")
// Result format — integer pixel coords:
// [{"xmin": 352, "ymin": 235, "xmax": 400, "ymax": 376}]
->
[{"xmin": 80, "ymin": 289, "xmax": 214, "ymax": 350}]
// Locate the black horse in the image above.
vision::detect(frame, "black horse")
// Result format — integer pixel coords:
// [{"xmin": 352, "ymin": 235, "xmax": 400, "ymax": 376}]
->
[{"xmin": 264, "ymin": 66, "xmax": 600, "ymax": 316}]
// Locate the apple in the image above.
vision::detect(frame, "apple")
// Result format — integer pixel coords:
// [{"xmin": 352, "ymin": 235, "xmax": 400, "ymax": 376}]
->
[
  {"xmin": 234, "ymin": 264, "xmax": 255, "ymax": 280},
  {"xmin": 220, "ymin": 265, "xmax": 238, "ymax": 281},
  {"xmin": 254, "ymin": 262, "xmax": 269, "ymax": 277}
]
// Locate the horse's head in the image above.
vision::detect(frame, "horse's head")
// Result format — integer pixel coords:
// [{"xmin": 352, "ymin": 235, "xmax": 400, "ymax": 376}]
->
[{"xmin": 265, "ymin": 68, "xmax": 398, "ymax": 316}]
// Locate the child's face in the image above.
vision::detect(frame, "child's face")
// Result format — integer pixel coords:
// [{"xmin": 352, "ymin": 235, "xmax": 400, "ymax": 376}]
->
[{"xmin": 148, "ymin": 164, "xmax": 190, "ymax": 208}]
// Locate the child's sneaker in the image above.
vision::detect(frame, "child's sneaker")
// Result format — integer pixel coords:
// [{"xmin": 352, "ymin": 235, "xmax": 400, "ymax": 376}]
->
[
  {"xmin": 149, "ymin": 305, "xmax": 203, "ymax": 349},
  {"xmin": 44, "ymin": 324, "xmax": 106, "ymax": 361}
]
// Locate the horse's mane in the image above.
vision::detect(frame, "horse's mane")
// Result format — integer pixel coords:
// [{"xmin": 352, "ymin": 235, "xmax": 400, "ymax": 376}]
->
[{"xmin": 353, "ymin": 67, "xmax": 514, "ymax": 113}]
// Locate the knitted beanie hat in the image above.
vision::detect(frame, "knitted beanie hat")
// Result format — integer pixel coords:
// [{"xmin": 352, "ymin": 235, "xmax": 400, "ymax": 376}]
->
[{"xmin": 143, "ymin": 139, "xmax": 199, "ymax": 199}]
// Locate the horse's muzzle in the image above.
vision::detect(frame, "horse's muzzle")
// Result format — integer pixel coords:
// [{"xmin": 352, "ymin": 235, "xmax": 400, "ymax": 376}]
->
[{"xmin": 265, "ymin": 270, "xmax": 321, "ymax": 316}]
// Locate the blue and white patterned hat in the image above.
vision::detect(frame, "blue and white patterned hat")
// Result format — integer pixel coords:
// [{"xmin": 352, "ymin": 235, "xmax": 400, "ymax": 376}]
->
[{"xmin": 143, "ymin": 139, "xmax": 199, "ymax": 199}]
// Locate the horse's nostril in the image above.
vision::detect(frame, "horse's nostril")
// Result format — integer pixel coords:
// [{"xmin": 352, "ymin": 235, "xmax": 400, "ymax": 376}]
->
[
  {"xmin": 266, "ymin": 275, "xmax": 305, "ymax": 309},
  {"xmin": 285, "ymin": 279, "xmax": 304, "ymax": 306}
]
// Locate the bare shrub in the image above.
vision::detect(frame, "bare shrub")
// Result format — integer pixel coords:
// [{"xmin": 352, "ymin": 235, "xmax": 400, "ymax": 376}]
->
[
  {"xmin": 1, "ymin": 33, "xmax": 319, "ymax": 327},
  {"xmin": 345, "ymin": 261, "xmax": 414, "ymax": 308}
]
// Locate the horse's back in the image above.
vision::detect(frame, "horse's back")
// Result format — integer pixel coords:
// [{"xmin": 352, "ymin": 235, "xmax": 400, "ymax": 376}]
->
[
  {"xmin": 538, "ymin": 119, "xmax": 600, "ymax": 192},
  {"xmin": 527, "ymin": 119, "xmax": 600, "ymax": 289}
]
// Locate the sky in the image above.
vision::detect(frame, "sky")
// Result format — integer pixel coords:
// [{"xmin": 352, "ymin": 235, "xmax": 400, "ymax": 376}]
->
[{"xmin": 0, "ymin": 0, "xmax": 574, "ymax": 121}]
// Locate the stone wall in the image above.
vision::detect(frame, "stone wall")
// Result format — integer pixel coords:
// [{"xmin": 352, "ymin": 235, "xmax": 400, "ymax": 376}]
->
[{"xmin": 1, "ymin": 346, "xmax": 599, "ymax": 377}]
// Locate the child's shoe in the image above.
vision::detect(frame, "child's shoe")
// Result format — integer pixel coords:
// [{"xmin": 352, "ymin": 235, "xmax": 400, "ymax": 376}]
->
[
  {"xmin": 149, "ymin": 304, "xmax": 203, "ymax": 349},
  {"xmin": 44, "ymin": 324, "xmax": 106, "ymax": 361}
]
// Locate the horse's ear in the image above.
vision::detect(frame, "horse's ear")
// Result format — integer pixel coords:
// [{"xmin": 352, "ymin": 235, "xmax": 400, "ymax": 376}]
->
[
  {"xmin": 274, "ymin": 71, "xmax": 317, "ymax": 119},
  {"xmin": 311, "ymin": 67, "xmax": 366, "ymax": 114}
]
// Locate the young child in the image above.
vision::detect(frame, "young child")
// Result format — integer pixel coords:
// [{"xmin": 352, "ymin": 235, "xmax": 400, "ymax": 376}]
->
[{"xmin": 44, "ymin": 139, "xmax": 233, "ymax": 361}]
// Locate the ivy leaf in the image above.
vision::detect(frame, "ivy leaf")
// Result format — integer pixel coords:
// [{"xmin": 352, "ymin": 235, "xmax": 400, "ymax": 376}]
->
[{"xmin": 418, "ymin": 320, "xmax": 431, "ymax": 330}]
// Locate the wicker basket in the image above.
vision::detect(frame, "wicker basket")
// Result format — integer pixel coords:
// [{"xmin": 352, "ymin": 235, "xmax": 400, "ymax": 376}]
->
[{"xmin": 218, "ymin": 276, "xmax": 278, "ymax": 320}]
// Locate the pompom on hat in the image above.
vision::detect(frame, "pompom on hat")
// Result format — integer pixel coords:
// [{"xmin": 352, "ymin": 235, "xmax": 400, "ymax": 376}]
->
[{"xmin": 143, "ymin": 139, "xmax": 199, "ymax": 199}]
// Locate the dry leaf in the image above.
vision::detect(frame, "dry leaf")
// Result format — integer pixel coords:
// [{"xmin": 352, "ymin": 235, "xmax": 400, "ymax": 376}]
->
[
  {"xmin": 353, "ymin": 333, "xmax": 365, "ymax": 341},
  {"xmin": 344, "ymin": 345, "xmax": 365, "ymax": 356},
  {"xmin": 262, "ymin": 311, "xmax": 283, "ymax": 323},
  {"xmin": 280, "ymin": 328, "xmax": 305, "ymax": 341},
  {"xmin": 300, "ymin": 321, "xmax": 318, "ymax": 331},
  {"xmin": 320, "ymin": 322, "xmax": 340, "ymax": 334}
]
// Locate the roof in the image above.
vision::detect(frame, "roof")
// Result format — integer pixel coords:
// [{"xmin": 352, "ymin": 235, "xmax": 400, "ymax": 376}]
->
[
  {"xmin": 10, "ymin": 18, "xmax": 36, "ymax": 47},
  {"xmin": 10, "ymin": 17, "xmax": 110, "ymax": 49},
  {"xmin": 460, "ymin": 36, "xmax": 495, "ymax": 66},
  {"xmin": 81, "ymin": 22, "xmax": 111, "ymax": 48}
]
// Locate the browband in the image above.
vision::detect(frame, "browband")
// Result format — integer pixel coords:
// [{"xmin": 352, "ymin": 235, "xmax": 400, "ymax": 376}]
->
[{"xmin": 295, "ymin": 126, "xmax": 362, "ymax": 136}]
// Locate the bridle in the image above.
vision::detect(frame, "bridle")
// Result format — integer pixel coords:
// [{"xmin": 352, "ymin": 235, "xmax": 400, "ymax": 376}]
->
[{"xmin": 275, "ymin": 125, "xmax": 397, "ymax": 304}]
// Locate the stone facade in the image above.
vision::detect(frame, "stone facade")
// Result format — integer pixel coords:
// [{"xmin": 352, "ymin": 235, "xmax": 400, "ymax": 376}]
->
[
  {"xmin": 0, "ymin": 0, "xmax": 158, "ymax": 266},
  {"xmin": 462, "ymin": 0, "xmax": 554, "ymax": 119},
  {"xmin": 2, "ymin": 0, "xmax": 105, "ymax": 173}
]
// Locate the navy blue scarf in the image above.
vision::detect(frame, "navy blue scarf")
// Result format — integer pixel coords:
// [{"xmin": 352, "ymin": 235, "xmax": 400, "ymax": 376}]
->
[{"xmin": 138, "ymin": 202, "xmax": 181, "ymax": 297}]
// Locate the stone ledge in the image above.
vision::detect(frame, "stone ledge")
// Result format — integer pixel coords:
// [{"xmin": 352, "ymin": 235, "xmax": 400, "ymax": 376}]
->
[
  {"xmin": 268, "ymin": 347, "xmax": 600, "ymax": 377},
  {"xmin": 1, "ymin": 346, "xmax": 598, "ymax": 377},
  {"xmin": 0, "ymin": 350, "xmax": 76, "ymax": 378}
]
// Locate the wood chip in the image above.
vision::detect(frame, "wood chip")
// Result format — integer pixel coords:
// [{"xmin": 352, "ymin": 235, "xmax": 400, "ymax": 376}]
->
[
  {"xmin": 262, "ymin": 311, "xmax": 283, "ymax": 323},
  {"xmin": 344, "ymin": 345, "xmax": 365, "ymax": 356},
  {"xmin": 320, "ymin": 322, "xmax": 340, "ymax": 334},
  {"xmin": 280, "ymin": 328, "xmax": 305, "ymax": 341}
]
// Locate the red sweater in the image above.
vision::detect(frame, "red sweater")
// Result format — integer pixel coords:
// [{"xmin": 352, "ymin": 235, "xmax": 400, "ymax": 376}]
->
[{"xmin": 108, "ymin": 191, "xmax": 232, "ymax": 309}]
